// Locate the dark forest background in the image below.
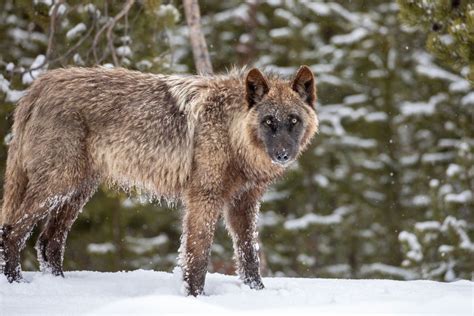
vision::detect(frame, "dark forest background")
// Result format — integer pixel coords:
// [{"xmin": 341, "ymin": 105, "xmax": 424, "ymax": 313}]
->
[{"xmin": 0, "ymin": 0, "xmax": 472, "ymax": 281}]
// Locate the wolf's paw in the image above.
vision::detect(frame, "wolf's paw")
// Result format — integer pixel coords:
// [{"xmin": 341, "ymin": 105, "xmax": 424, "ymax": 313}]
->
[
  {"xmin": 244, "ymin": 277, "xmax": 265, "ymax": 290},
  {"xmin": 5, "ymin": 269, "xmax": 24, "ymax": 283},
  {"xmin": 0, "ymin": 227, "xmax": 6, "ymax": 274}
]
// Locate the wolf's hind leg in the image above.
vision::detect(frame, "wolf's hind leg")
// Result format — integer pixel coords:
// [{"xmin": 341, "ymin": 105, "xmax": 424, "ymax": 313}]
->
[
  {"xmin": 1, "ymin": 188, "xmax": 56, "ymax": 282},
  {"xmin": 36, "ymin": 184, "xmax": 96, "ymax": 276}
]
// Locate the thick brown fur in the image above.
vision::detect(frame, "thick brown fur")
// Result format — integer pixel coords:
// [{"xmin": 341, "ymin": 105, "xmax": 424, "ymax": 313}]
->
[{"xmin": 0, "ymin": 66, "xmax": 318, "ymax": 295}]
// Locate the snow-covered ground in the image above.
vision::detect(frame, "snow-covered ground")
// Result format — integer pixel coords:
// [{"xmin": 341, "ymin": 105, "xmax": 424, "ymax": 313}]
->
[{"xmin": 1, "ymin": 270, "xmax": 472, "ymax": 315}]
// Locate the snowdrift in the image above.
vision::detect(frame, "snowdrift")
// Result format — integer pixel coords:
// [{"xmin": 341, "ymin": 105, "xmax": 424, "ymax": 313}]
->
[{"xmin": 0, "ymin": 270, "xmax": 472, "ymax": 315}]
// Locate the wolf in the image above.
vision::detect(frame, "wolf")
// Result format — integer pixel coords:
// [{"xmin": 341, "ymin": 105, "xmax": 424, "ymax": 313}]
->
[{"xmin": 0, "ymin": 65, "xmax": 318, "ymax": 295}]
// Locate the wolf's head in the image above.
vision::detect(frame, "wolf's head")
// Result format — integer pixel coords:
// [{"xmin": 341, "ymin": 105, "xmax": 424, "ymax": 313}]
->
[{"xmin": 245, "ymin": 66, "xmax": 318, "ymax": 166}]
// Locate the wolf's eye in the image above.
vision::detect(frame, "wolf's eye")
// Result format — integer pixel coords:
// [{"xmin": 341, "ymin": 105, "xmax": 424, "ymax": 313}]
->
[
  {"xmin": 265, "ymin": 119, "xmax": 272, "ymax": 126},
  {"xmin": 291, "ymin": 118, "xmax": 298, "ymax": 124}
]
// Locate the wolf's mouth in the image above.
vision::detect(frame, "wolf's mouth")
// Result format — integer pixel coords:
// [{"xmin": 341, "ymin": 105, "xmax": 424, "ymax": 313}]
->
[{"xmin": 271, "ymin": 158, "xmax": 294, "ymax": 166}]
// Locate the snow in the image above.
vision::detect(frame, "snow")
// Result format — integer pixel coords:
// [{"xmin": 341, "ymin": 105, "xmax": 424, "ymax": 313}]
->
[
  {"xmin": 73, "ymin": 53, "xmax": 85, "ymax": 66},
  {"xmin": 266, "ymin": 0, "xmax": 282, "ymax": 7},
  {"xmin": 439, "ymin": 34, "xmax": 454, "ymax": 46},
  {"xmin": 421, "ymin": 152, "xmax": 455, "ymax": 164},
  {"xmin": 213, "ymin": 4, "xmax": 248, "ymax": 23},
  {"xmin": 365, "ymin": 111, "xmax": 388, "ymax": 122},
  {"xmin": 430, "ymin": 178, "xmax": 440, "ymax": 188},
  {"xmin": 413, "ymin": 51, "xmax": 470, "ymax": 90},
  {"xmin": 328, "ymin": 3, "xmax": 377, "ymax": 30},
  {"xmin": 321, "ymin": 264, "xmax": 351, "ymax": 277},
  {"xmin": 441, "ymin": 216, "xmax": 474, "ymax": 252},
  {"xmin": 136, "ymin": 60, "xmax": 153, "ymax": 70},
  {"xmin": 87, "ymin": 242, "xmax": 116, "ymax": 254},
  {"xmin": 439, "ymin": 183, "xmax": 453, "ymax": 196},
  {"xmin": 438, "ymin": 245, "xmax": 454, "ymax": 254},
  {"xmin": 49, "ymin": 3, "xmax": 67, "ymax": 16},
  {"xmin": 8, "ymin": 27, "xmax": 48, "ymax": 44},
  {"xmin": 362, "ymin": 159, "xmax": 384, "ymax": 170},
  {"xmin": 449, "ymin": 80, "xmax": 471, "ymax": 93},
  {"xmin": 304, "ymin": 2, "xmax": 331, "ymax": 16},
  {"xmin": 331, "ymin": 28, "xmax": 368, "ymax": 45},
  {"xmin": 284, "ymin": 206, "xmax": 352, "ymax": 230},
  {"xmin": 66, "ymin": 23, "xmax": 86, "ymax": 40},
  {"xmin": 416, "ymin": 65, "xmax": 462, "ymax": 82},
  {"xmin": 399, "ymin": 231, "xmax": 423, "ymax": 262},
  {"xmin": 461, "ymin": 92, "xmax": 474, "ymax": 106},
  {"xmin": 0, "ymin": 74, "xmax": 24, "ymax": 103},
  {"xmin": 319, "ymin": 103, "xmax": 381, "ymax": 134},
  {"xmin": 274, "ymin": 9, "xmax": 302, "ymax": 28},
  {"xmin": 359, "ymin": 263, "xmax": 418, "ymax": 280},
  {"xmin": 116, "ymin": 45, "xmax": 132, "ymax": 57},
  {"xmin": 1, "ymin": 270, "xmax": 472, "ymax": 315},
  {"xmin": 336, "ymin": 136, "xmax": 378, "ymax": 149},
  {"xmin": 284, "ymin": 213, "xmax": 340, "ymax": 229},
  {"xmin": 261, "ymin": 189, "xmax": 288, "ymax": 202},
  {"xmin": 22, "ymin": 54, "xmax": 47, "ymax": 85},
  {"xmin": 309, "ymin": 63, "xmax": 334, "ymax": 73},
  {"xmin": 296, "ymin": 254, "xmax": 316, "ymax": 266},
  {"xmin": 34, "ymin": 0, "xmax": 52, "ymax": 6},
  {"xmin": 400, "ymin": 101, "xmax": 436, "ymax": 116},
  {"xmin": 400, "ymin": 94, "xmax": 447, "ymax": 117},
  {"xmin": 269, "ymin": 27, "xmax": 292, "ymax": 39},
  {"xmin": 264, "ymin": 65, "xmax": 295, "ymax": 76},
  {"xmin": 415, "ymin": 221, "xmax": 441, "ymax": 232},
  {"xmin": 126, "ymin": 234, "xmax": 169, "ymax": 254},
  {"xmin": 343, "ymin": 93, "xmax": 368, "ymax": 105},
  {"xmin": 154, "ymin": 4, "xmax": 180, "ymax": 23},
  {"xmin": 6, "ymin": 62, "xmax": 14, "ymax": 72},
  {"xmin": 258, "ymin": 211, "xmax": 280, "ymax": 227},
  {"xmin": 446, "ymin": 163, "xmax": 462, "ymax": 177},
  {"xmin": 84, "ymin": 3, "xmax": 100, "ymax": 17},
  {"xmin": 412, "ymin": 195, "xmax": 430, "ymax": 206},
  {"xmin": 400, "ymin": 154, "xmax": 419, "ymax": 166},
  {"xmin": 363, "ymin": 190, "xmax": 386, "ymax": 202},
  {"xmin": 444, "ymin": 190, "xmax": 473, "ymax": 204},
  {"xmin": 317, "ymin": 74, "xmax": 344, "ymax": 87},
  {"xmin": 313, "ymin": 174, "xmax": 329, "ymax": 187}
]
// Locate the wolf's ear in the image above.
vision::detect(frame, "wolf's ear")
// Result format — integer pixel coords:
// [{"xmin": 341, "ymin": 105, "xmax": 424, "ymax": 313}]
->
[
  {"xmin": 292, "ymin": 65, "xmax": 316, "ymax": 108},
  {"xmin": 246, "ymin": 68, "xmax": 270, "ymax": 108}
]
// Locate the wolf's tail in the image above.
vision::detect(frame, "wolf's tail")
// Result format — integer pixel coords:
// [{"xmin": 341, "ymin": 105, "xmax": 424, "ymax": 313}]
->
[
  {"xmin": 0, "ymin": 146, "xmax": 27, "ymax": 273},
  {"xmin": 0, "ymin": 88, "xmax": 35, "ymax": 273}
]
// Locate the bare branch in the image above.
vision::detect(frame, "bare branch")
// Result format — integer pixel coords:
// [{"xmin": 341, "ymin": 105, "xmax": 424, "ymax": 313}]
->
[
  {"xmin": 46, "ymin": 0, "xmax": 64, "ymax": 60},
  {"xmin": 92, "ymin": 0, "xmax": 134, "ymax": 66},
  {"xmin": 183, "ymin": 0, "xmax": 213, "ymax": 75},
  {"xmin": 107, "ymin": 0, "xmax": 135, "ymax": 66},
  {"xmin": 92, "ymin": 18, "xmax": 110, "ymax": 64},
  {"xmin": 20, "ymin": 0, "xmax": 64, "ymax": 80},
  {"xmin": 57, "ymin": 18, "xmax": 96, "ymax": 65}
]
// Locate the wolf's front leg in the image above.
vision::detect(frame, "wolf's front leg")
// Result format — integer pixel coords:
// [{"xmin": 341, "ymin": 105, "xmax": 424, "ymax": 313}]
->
[
  {"xmin": 224, "ymin": 187, "xmax": 265, "ymax": 290},
  {"xmin": 180, "ymin": 189, "xmax": 222, "ymax": 296}
]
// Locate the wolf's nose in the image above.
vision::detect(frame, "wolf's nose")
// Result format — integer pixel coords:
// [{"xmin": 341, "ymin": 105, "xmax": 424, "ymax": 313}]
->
[{"xmin": 276, "ymin": 152, "xmax": 289, "ymax": 163}]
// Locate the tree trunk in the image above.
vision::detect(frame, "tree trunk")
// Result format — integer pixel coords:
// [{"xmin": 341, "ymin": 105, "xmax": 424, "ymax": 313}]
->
[{"xmin": 183, "ymin": 0, "xmax": 213, "ymax": 75}]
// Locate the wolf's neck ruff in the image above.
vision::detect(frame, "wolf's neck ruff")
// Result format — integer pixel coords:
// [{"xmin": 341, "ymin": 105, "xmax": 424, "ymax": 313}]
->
[
  {"xmin": 154, "ymin": 67, "xmax": 249, "ymax": 115},
  {"xmin": 154, "ymin": 74, "xmax": 208, "ymax": 114}
]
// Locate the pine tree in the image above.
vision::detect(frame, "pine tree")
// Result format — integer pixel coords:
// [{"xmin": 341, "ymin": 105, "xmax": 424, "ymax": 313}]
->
[
  {"xmin": 1, "ymin": 0, "xmax": 472, "ymax": 280},
  {"xmin": 397, "ymin": 0, "xmax": 474, "ymax": 83}
]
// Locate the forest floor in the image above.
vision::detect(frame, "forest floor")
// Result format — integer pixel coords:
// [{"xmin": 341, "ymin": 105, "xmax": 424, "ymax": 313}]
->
[{"xmin": 1, "ymin": 270, "xmax": 472, "ymax": 315}]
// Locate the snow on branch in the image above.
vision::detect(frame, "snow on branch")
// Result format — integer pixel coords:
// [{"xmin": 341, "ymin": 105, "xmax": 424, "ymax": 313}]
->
[{"xmin": 284, "ymin": 206, "xmax": 353, "ymax": 230}]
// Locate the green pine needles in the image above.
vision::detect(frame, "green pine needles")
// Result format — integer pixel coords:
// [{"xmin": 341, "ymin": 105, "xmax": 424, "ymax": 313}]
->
[{"xmin": 397, "ymin": 0, "xmax": 474, "ymax": 83}]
